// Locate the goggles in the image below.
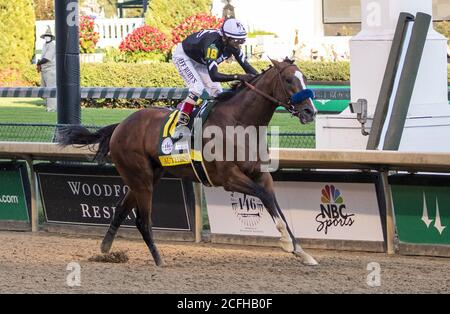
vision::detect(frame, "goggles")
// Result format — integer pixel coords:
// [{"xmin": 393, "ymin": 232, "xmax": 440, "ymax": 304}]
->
[{"xmin": 229, "ymin": 38, "xmax": 246, "ymax": 45}]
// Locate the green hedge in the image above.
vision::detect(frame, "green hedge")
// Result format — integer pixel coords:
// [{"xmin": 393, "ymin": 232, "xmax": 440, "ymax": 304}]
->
[
  {"xmin": 21, "ymin": 61, "xmax": 450, "ymax": 88},
  {"xmin": 20, "ymin": 61, "xmax": 450, "ymax": 108},
  {"xmin": 22, "ymin": 60, "xmax": 351, "ymax": 87}
]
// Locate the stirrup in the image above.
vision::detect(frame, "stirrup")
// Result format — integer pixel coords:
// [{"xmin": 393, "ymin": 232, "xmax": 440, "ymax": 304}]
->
[{"xmin": 173, "ymin": 112, "xmax": 191, "ymax": 139}]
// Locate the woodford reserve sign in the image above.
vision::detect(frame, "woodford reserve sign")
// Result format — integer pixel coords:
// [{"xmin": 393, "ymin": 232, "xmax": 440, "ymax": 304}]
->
[{"xmin": 34, "ymin": 164, "xmax": 195, "ymax": 232}]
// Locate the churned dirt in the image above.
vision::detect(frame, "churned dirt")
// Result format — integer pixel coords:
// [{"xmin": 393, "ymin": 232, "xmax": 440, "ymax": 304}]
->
[{"xmin": 0, "ymin": 230, "xmax": 448, "ymax": 294}]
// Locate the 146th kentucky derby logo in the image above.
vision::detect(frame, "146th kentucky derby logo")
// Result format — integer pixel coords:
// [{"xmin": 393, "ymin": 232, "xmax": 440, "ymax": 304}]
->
[
  {"xmin": 230, "ymin": 192, "xmax": 265, "ymax": 227},
  {"xmin": 316, "ymin": 185, "xmax": 355, "ymax": 234}
]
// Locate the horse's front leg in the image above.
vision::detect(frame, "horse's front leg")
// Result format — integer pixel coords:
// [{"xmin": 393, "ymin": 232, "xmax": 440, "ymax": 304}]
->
[
  {"xmin": 256, "ymin": 172, "xmax": 318, "ymax": 266},
  {"xmin": 223, "ymin": 167, "xmax": 317, "ymax": 265}
]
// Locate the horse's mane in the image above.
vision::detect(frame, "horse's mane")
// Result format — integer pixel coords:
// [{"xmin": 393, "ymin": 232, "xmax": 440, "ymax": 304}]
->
[{"xmin": 214, "ymin": 66, "xmax": 273, "ymax": 102}]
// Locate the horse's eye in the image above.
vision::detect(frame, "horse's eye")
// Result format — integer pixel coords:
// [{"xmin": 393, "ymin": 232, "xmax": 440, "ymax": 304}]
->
[{"xmin": 285, "ymin": 78, "xmax": 293, "ymax": 84}]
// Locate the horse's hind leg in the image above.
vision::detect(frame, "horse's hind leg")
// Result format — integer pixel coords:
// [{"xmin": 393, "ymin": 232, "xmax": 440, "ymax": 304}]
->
[
  {"xmin": 133, "ymin": 184, "xmax": 163, "ymax": 266},
  {"xmin": 117, "ymin": 162, "xmax": 163, "ymax": 266},
  {"xmin": 101, "ymin": 190, "xmax": 136, "ymax": 253},
  {"xmin": 112, "ymin": 155, "xmax": 163, "ymax": 266}
]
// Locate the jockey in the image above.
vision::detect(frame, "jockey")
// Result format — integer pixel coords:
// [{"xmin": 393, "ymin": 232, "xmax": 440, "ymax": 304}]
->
[{"xmin": 172, "ymin": 18, "xmax": 258, "ymax": 139}]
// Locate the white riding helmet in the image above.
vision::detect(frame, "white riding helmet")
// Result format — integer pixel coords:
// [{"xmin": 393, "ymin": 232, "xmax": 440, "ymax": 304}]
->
[{"xmin": 221, "ymin": 18, "xmax": 247, "ymax": 39}]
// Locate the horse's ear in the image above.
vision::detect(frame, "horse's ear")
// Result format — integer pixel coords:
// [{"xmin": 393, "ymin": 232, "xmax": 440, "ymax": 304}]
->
[
  {"xmin": 269, "ymin": 57, "xmax": 281, "ymax": 69},
  {"xmin": 283, "ymin": 56, "xmax": 295, "ymax": 64}
]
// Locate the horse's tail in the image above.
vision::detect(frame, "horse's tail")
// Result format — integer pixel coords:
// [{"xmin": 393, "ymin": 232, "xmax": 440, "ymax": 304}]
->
[{"xmin": 58, "ymin": 123, "xmax": 119, "ymax": 163}]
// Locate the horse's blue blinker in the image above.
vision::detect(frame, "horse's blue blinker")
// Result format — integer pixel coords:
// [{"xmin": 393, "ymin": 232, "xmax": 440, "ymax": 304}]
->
[{"xmin": 290, "ymin": 89, "xmax": 315, "ymax": 104}]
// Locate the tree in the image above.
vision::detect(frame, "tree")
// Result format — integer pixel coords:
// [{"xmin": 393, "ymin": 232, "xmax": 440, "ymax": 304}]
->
[
  {"xmin": 145, "ymin": 0, "xmax": 212, "ymax": 37},
  {"xmin": 80, "ymin": 0, "xmax": 119, "ymax": 18},
  {"xmin": 0, "ymin": 0, "xmax": 36, "ymax": 70},
  {"xmin": 34, "ymin": 0, "xmax": 54, "ymax": 20},
  {"xmin": 96, "ymin": 0, "xmax": 118, "ymax": 18}
]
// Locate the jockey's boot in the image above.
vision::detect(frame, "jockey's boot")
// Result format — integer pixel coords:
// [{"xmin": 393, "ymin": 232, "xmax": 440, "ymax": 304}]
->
[{"xmin": 173, "ymin": 101, "xmax": 195, "ymax": 141}]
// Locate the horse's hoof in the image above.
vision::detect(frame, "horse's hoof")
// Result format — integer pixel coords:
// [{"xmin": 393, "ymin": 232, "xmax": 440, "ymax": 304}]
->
[
  {"xmin": 279, "ymin": 239, "xmax": 295, "ymax": 253},
  {"xmin": 100, "ymin": 239, "xmax": 112, "ymax": 254},
  {"xmin": 154, "ymin": 257, "xmax": 164, "ymax": 267},
  {"xmin": 293, "ymin": 250, "xmax": 319, "ymax": 266}
]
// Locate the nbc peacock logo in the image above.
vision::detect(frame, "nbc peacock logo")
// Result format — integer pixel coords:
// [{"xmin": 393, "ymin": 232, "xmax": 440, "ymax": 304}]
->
[
  {"xmin": 321, "ymin": 184, "xmax": 344, "ymax": 204},
  {"xmin": 316, "ymin": 185, "xmax": 355, "ymax": 234}
]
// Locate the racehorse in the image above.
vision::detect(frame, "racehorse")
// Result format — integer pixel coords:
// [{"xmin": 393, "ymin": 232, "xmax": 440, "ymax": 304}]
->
[{"xmin": 58, "ymin": 58, "xmax": 318, "ymax": 266}]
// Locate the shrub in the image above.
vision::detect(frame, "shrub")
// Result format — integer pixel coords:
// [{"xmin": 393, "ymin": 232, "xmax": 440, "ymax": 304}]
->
[
  {"xmin": 0, "ymin": 68, "xmax": 32, "ymax": 86},
  {"xmin": 0, "ymin": 0, "xmax": 35, "ymax": 72},
  {"xmin": 172, "ymin": 13, "xmax": 223, "ymax": 46},
  {"xmin": 20, "ymin": 60, "xmax": 353, "ymax": 89},
  {"xmin": 80, "ymin": 15, "xmax": 100, "ymax": 54},
  {"xmin": 34, "ymin": 0, "xmax": 54, "ymax": 20},
  {"xmin": 248, "ymin": 30, "xmax": 277, "ymax": 38},
  {"xmin": 434, "ymin": 21, "xmax": 450, "ymax": 51},
  {"xmin": 21, "ymin": 65, "xmax": 40, "ymax": 86},
  {"xmin": 119, "ymin": 25, "xmax": 171, "ymax": 62},
  {"xmin": 298, "ymin": 61, "xmax": 350, "ymax": 82},
  {"xmin": 103, "ymin": 47, "xmax": 128, "ymax": 63},
  {"xmin": 145, "ymin": 0, "xmax": 211, "ymax": 36},
  {"xmin": 19, "ymin": 61, "xmax": 450, "ymax": 107},
  {"xmin": 80, "ymin": 62, "xmax": 184, "ymax": 87},
  {"xmin": 434, "ymin": 21, "xmax": 450, "ymax": 40}
]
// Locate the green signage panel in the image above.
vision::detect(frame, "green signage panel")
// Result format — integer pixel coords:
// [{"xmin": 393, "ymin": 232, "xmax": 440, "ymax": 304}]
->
[
  {"xmin": 391, "ymin": 175, "xmax": 450, "ymax": 245},
  {"xmin": 0, "ymin": 163, "xmax": 30, "ymax": 222},
  {"xmin": 311, "ymin": 85, "xmax": 349, "ymax": 114}
]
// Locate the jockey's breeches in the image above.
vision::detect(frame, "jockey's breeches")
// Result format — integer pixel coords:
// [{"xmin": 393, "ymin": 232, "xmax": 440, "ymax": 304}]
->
[{"xmin": 172, "ymin": 44, "xmax": 223, "ymax": 99}]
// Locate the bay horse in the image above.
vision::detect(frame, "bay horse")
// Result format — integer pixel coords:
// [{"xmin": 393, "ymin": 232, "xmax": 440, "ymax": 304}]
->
[{"xmin": 58, "ymin": 58, "xmax": 318, "ymax": 266}]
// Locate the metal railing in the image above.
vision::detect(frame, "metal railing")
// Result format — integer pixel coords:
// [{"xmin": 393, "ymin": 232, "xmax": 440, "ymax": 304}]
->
[
  {"xmin": 0, "ymin": 123, "xmax": 315, "ymax": 148},
  {"xmin": 0, "ymin": 87, "xmax": 353, "ymax": 100}
]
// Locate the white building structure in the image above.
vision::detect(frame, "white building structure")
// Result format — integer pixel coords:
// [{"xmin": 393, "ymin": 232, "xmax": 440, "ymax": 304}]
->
[
  {"xmin": 316, "ymin": 0, "xmax": 450, "ymax": 152},
  {"xmin": 211, "ymin": 0, "xmax": 351, "ymax": 61},
  {"xmin": 211, "ymin": 0, "xmax": 448, "ymax": 61}
]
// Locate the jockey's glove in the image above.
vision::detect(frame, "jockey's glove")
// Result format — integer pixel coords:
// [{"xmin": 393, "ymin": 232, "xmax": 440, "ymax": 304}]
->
[{"xmin": 235, "ymin": 74, "xmax": 256, "ymax": 82}]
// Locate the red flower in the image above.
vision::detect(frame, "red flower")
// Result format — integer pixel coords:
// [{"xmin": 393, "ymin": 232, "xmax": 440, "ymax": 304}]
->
[
  {"xmin": 172, "ymin": 13, "xmax": 224, "ymax": 46},
  {"xmin": 79, "ymin": 15, "xmax": 99, "ymax": 53},
  {"xmin": 119, "ymin": 25, "xmax": 170, "ymax": 54}
]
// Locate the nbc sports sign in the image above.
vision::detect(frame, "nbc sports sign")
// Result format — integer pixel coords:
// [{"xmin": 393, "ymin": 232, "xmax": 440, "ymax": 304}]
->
[
  {"xmin": 205, "ymin": 171, "xmax": 384, "ymax": 245},
  {"xmin": 279, "ymin": 181, "xmax": 383, "ymax": 241}
]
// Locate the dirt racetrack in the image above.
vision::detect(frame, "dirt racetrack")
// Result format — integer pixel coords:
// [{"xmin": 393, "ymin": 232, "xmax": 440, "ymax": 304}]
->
[{"xmin": 0, "ymin": 230, "xmax": 448, "ymax": 294}]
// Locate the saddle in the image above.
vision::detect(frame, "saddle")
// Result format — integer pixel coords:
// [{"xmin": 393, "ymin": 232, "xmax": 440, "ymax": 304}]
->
[{"xmin": 157, "ymin": 100, "xmax": 217, "ymax": 186}]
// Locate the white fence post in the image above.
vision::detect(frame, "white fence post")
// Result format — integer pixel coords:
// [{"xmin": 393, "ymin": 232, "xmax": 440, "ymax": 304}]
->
[
  {"xmin": 35, "ymin": 18, "xmax": 145, "ymax": 56},
  {"xmin": 93, "ymin": 17, "xmax": 144, "ymax": 48}
]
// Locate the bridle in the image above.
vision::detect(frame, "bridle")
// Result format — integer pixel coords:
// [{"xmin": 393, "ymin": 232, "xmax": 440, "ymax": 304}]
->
[{"xmin": 243, "ymin": 64, "xmax": 304, "ymax": 117}]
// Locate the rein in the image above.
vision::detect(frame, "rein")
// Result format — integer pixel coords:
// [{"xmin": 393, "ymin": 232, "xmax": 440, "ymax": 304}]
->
[{"xmin": 243, "ymin": 64, "xmax": 301, "ymax": 117}]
